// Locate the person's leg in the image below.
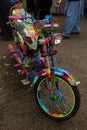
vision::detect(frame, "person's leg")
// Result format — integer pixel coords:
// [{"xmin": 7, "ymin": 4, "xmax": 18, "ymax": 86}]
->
[
  {"xmin": 72, "ymin": 2, "xmax": 81, "ymax": 33},
  {"xmin": 62, "ymin": 2, "xmax": 80, "ymax": 37},
  {"xmin": 72, "ymin": 16, "xmax": 80, "ymax": 33},
  {"xmin": 80, "ymin": 0, "xmax": 84, "ymax": 16},
  {"xmin": 72, "ymin": 21, "xmax": 80, "ymax": 34}
]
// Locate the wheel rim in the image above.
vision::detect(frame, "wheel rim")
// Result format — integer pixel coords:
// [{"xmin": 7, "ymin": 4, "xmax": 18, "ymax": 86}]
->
[{"xmin": 37, "ymin": 76, "xmax": 75, "ymax": 118}]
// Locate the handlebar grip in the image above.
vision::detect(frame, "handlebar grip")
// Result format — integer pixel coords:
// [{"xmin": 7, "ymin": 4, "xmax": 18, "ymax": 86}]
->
[
  {"xmin": 8, "ymin": 16, "xmax": 32, "ymax": 20},
  {"xmin": 9, "ymin": 16, "xmax": 22, "ymax": 20}
]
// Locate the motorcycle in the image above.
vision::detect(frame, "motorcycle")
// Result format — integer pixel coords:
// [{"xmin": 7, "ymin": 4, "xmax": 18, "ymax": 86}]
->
[{"xmin": 8, "ymin": 0, "xmax": 80, "ymax": 121}]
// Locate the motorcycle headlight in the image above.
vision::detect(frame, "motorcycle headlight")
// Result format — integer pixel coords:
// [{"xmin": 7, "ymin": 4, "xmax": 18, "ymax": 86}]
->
[{"xmin": 52, "ymin": 33, "xmax": 62, "ymax": 45}]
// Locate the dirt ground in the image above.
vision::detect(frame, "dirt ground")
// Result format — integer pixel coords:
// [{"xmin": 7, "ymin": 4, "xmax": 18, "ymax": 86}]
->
[{"xmin": 0, "ymin": 15, "xmax": 87, "ymax": 130}]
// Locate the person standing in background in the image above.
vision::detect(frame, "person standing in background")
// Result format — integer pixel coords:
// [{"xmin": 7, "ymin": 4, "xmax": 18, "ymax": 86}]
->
[
  {"xmin": 37, "ymin": 0, "xmax": 53, "ymax": 20},
  {"xmin": 26, "ymin": 0, "xmax": 34, "ymax": 12},
  {"xmin": 0, "ymin": 0, "xmax": 13, "ymax": 41},
  {"xmin": 62, "ymin": 0, "xmax": 84, "ymax": 39}
]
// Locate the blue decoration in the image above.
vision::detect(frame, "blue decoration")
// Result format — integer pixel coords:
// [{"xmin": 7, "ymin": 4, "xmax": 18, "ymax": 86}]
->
[
  {"xmin": 9, "ymin": 0, "xmax": 16, "ymax": 4},
  {"xmin": 45, "ymin": 15, "xmax": 52, "ymax": 22}
]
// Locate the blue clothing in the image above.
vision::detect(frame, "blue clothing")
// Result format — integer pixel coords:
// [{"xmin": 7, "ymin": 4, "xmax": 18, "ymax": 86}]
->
[
  {"xmin": 9, "ymin": 0, "xmax": 16, "ymax": 4},
  {"xmin": 80, "ymin": 0, "xmax": 84, "ymax": 16},
  {"xmin": 63, "ymin": 0, "xmax": 83, "ymax": 36}
]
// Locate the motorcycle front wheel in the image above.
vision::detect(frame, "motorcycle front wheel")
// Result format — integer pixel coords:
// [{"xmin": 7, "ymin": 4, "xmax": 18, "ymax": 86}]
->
[{"xmin": 34, "ymin": 75, "xmax": 80, "ymax": 121}]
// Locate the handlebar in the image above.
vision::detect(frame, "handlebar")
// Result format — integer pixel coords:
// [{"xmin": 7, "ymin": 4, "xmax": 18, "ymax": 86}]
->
[{"xmin": 8, "ymin": 15, "xmax": 33, "ymax": 20}]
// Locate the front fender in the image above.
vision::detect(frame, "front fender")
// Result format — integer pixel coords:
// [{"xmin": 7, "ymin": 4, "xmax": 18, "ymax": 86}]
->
[
  {"xmin": 31, "ymin": 68, "xmax": 80, "ymax": 89},
  {"xmin": 51, "ymin": 67, "xmax": 80, "ymax": 86}
]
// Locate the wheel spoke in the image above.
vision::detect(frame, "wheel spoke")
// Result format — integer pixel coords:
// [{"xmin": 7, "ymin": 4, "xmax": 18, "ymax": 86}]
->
[{"xmin": 36, "ymin": 75, "xmax": 80, "ymax": 120}]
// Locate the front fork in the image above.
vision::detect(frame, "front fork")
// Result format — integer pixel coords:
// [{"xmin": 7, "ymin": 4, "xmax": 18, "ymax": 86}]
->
[{"xmin": 42, "ymin": 44, "xmax": 55, "ymax": 97}]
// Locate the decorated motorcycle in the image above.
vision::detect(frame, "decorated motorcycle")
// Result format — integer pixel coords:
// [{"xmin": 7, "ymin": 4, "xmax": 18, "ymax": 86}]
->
[{"xmin": 8, "ymin": 0, "xmax": 80, "ymax": 121}]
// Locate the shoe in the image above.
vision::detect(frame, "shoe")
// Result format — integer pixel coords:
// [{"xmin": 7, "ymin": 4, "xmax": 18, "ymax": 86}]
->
[
  {"xmin": 62, "ymin": 35, "xmax": 69, "ymax": 39},
  {"xmin": 71, "ymin": 32, "xmax": 80, "ymax": 35}
]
